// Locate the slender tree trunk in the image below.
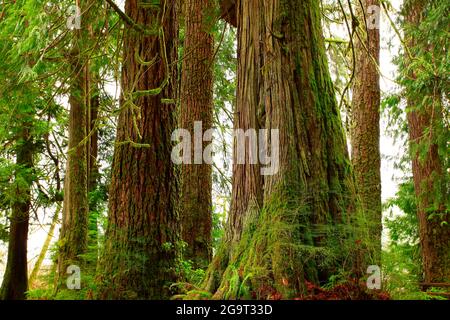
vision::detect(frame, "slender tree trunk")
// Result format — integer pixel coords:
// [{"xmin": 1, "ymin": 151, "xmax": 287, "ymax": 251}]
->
[
  {"xmin": 0, "ymin": 123, "xmax": 33, "ymax": 300},
  {"xmin": 97, "ymin": 0, "xmax": 179, "ymax": 299},
  {"xmin": 29, "ymin": 204, "xmax": 61, "ymax": 288},
  {"xmin": 57, "ymin": 0, "xmax": 90, "ymax": 285},
  {"xmin": 404, "ymin": 0, "xmax": 450, "ymax": 284},
  {"xmin": 87, "ymin": 83, "xmax": 99, "ymax": 195},
  {"xmin": 179, "ymin": 0, "xmax": 214, "ymax": 268},
  {"xmin": 204, "ymin": 0, "xmax": 358, "ymax": 299},
  {"xmin": 87, "ymin": 81, "xmax": 100, "ymax": 263},
  {"xmin": 350, "ymin": 0, "xmax": 382, "ymax": 263}
]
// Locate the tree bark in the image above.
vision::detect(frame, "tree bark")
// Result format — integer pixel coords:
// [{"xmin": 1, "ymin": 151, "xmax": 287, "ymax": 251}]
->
[
  {"xmin": 220, "ymin": 0, "xmax": 237, "ymax": 27},
  {"xmin": 204, "ymin": 1, "xmax": 265, "ymax": 294},
  {"xmin": 57, "ymin": 4, "xmax": 90, "ymax": 283},
  {"xmin": 87, "ymin": 81, "xmax": 100, "ymax": 264},
  {"xmin": 97, "ymin": 0, "xmax": 179, "ymax": 299},
  {"xmin": 0, "ymin": 123, "xmax": 33, "ymax": 300},
  {"xmin": 204, "ymin": 0, "xmax": 358, "ymax": 299},
  {"xmin": 350, "ymin": 0, "xmax": 382, "ymax": 263},
  {"xmin": 404, "ymin": 0, "xmax": 450, "ymax": 284},
  {"xmin": 180, "ymin": 0, "xmax": 214, "ymax": 268}
]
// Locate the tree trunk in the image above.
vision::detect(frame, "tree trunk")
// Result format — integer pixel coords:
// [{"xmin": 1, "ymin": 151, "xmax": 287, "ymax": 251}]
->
[
  {"xmin": 404, "ymin": 0, "xmax": 450, "ymax": 284},
  {"xmin": 87, "ymin": 83, "xmax": 99, "ymax": 195},
  {"xmin": 57, "ymin": 14, "xmax": 90, "ymax": 283},
  {"xmin": 0, "ymin": 123, "xmax": 33, "ymax": 300},
  {"xmin": 220, "ymin": 0, "xmax": 237, "ymax": 27},
  {"xmin": 350, "ymin": 0, "xmax": 382, "ymax": 263},
  {"xmin": 87, "ymin": 81, "xmax": 100, "ymax": 263},
  {"xmin": 203, "ymin": 0, "xmax": 265, "ymax": 295},
  {"xmin": 97, "ymin": 0, "xmax": 179, "ymax": 300},
  {"xmin": 29, "ymin": 204, "xmax": 61, "ymax": 288},
  {"xmin": 179, "ymin": 0, "xmax": 214, "ymax": 269},
  {"xmin": 204, "ymin": 0, "xmax": 358, "ymax": 299}
]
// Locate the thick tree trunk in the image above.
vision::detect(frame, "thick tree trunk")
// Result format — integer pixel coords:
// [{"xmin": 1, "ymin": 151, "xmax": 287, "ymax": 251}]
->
[
  {"xmin": 204, "ymin": 0, "xmax": 358, "ymax": 299},
  {"xmin": 0, "ymin": 124, "xmax": 33, "ymax": 300},
  {"xmin": 204, "ymin": 0, "xmax": 265, "ymax": 294},
  {"xmin": 97, "ymin": 0, "xmax": 179, "ymax": 299},
  {"xmin": 350, "ymin": 0, "xmax": 382, "ymax": 263},
  {"xmin": 404, "ymin": 0, "xmax": 450, "ymax": 283},
  {"xmin": 408, "ymin": 108, "xmax": 450, "ymax": 283},
  {"xmin": 179, "ymin": 0, "xmax": 214, "ymax": 269}
]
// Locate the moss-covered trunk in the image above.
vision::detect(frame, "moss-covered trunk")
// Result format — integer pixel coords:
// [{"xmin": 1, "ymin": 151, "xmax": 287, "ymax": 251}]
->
[
  {"xmin": 57, "ymin": 60, "xmax": 89, "ymax": 276},
  {"xmin": 97, "ymin": 0, "xmax": 179, "ymax": 299},
  {"xmin": 57, "ymin": 1, "xmax": 91, "ymax": 284},
  {"xmin": 404, "ymin": 0, "xmax": 450, "ymax": 283},
  {"xmin": 204, "ymin": 0, "xmax": 358, "ymax": 299},
  {"xmin": 350, "ymin": 0, "xmax": 382, "ymax": 263},
  {"xmin": 203, "ymin": 0, "xmax": 265, "ymax": 295},
  {"xmin": 179, "ymin": 0, "xmax": 214, "ymax": 268},
  {"xmin": 0, "ymin": 123, "xmax": 33, "ymax": 300}
]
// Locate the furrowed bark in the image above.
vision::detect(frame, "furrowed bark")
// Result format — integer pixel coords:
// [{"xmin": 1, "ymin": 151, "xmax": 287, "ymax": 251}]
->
[
  {"xmin": 204, "ymin": 0, "xmax": 358, "ymax": 299},
  {"xmin": 204, "ymin": 0, "xmax": 265, "ymax": 294},
  {"xmin": 404, "ymin": 0, "xmax": 450, "ymax": 284},
  {"xmin": 180, "ymin": 0, "xmax": 215, "ymax": 268},
  {"xmin": 350, "ymin": 0, "xmax": 382, "ymax": 263},
  {"xmin": 57, "ymin": 0, "xmax": 91, "ymax": 285},
  {"xmin": 97, "ymin": 0, "xmax": 179, "ymax": 300}
]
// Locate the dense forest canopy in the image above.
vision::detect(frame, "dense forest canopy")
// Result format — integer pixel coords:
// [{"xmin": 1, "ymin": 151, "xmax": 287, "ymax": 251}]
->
[{"xmin": 0, "ymin": 0, "xmax": 448, "ymax": 301}]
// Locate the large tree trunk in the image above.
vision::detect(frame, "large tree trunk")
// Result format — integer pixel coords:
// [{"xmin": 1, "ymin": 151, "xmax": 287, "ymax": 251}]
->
[
  {"xmin": 203, "ymin": 0, "xmax": 265, "ymax": 295},
  {"xmin": 350, "ymin": 0, "xmax": 382, "ymax": 263},
  {"xmin": 0, "ymin": 123, "xmax": 33, "ymax": 300},
  {"xmin": 97, "ymin": 0, "xmax": 179, "ymax": 299},
  {"xmin": 179, "ymin": 0, "xmax": 214, "ymax": 269},
  {"xmin": 404, "ymin": 0, "xmax": 450, "ymax": 284},
  {"xmin": 204, "ymin": 0, "xmax": 358, "ymax": 299}
]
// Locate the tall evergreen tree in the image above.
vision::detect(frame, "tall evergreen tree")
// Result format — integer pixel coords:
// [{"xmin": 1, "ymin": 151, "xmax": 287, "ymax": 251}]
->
[
  {"xmin": 57, "ymin": 0, "xmax": 92, "ymax": 284},
  {"xmin": 402, "ymin": 0, "xmax": 450, "ymax": 283},
  {"xmin": 97, "ymin": 0, "xmax": 179, "ymax": 299},
  {"xmin": 350, "ymin": 0, "xmax": 382, "ymax": 262},
  {"xmin": 0, "ymin": 0, "xmax": 48, "ymax": 300},
  {"xmin": 0, "ymin": 118, "xmax": 33, "ymax": 300},
  {"xmin": 179, "ymin": 0, "xmax": 215, "ymax": 268},
  {"xmin": 204, "ymin": 0, "xmax": 359, "ymax": 298}
]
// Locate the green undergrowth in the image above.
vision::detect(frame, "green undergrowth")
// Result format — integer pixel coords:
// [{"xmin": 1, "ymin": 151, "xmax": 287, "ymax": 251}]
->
[{"xmin": 182, "ymin": 178, "xmax": 377, "ymax": 300}]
